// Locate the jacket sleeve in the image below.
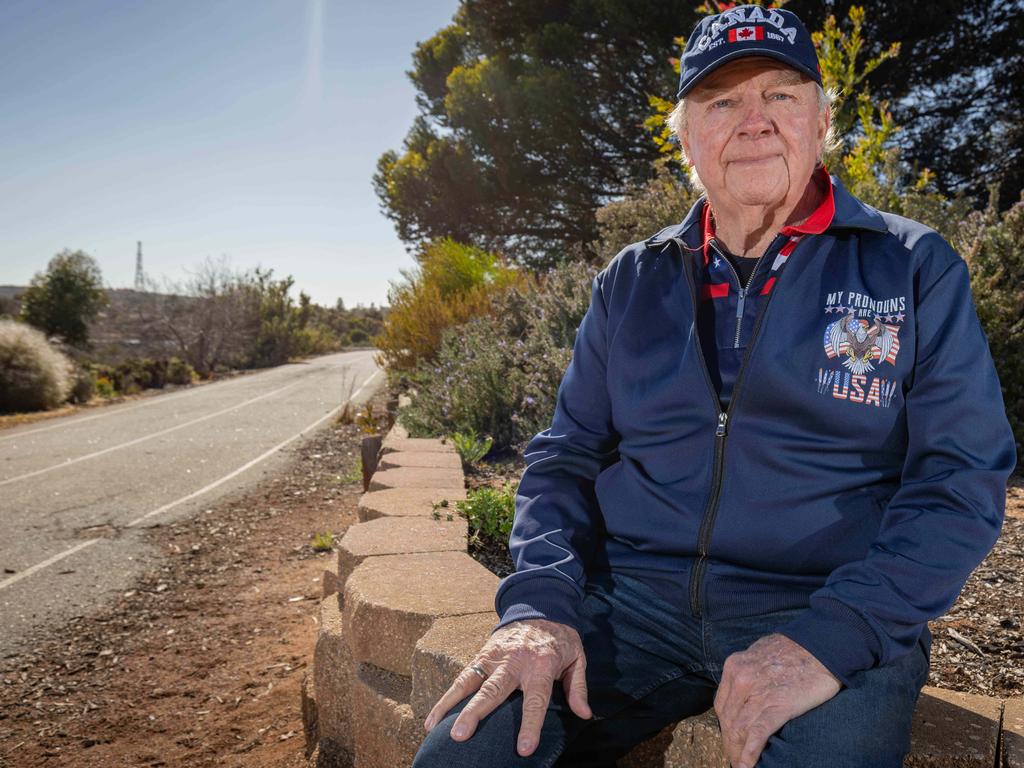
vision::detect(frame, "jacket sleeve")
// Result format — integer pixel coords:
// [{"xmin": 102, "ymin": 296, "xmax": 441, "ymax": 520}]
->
[
  {"xmin": 776, "ymin": 244, "xmax": 1018, "ymax": 687},
  {"xmin": 491, "ymin": 271, "xmax": 621, "ymax": 635}
]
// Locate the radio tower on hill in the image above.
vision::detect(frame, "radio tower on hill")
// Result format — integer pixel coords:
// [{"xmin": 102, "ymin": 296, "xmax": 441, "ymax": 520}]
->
[{"xmin": 134, "ymin": 241, "xmax": 145, "ymax": 291}]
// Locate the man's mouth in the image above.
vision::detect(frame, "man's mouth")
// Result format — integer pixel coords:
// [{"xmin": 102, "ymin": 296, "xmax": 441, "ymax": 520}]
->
[{"xmin": 729, "ymin": 155, "xmax": 780, "ymax": 166}]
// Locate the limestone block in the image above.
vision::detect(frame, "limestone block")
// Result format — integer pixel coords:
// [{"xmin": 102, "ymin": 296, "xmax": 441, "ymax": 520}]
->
[
  {"xmin": 358, "ymin": 488, "xmax": 467, "ymax": 522},
  {"xmin": 314, "ymin": 594, "xmax": 355, "ymax": 763},
  {"xmin": 378, "ymin": 451, "xmax": 462, "ymax": 470},
  {"xmin": 663, "ymin": 708, "xmax": 728, "ymax": 768},
  {"xmin": 322, "ymin": 569, "xmax": 338, "ymax": 599},
  {"xmin": 905, "ymin": 686, "xmax": 1001, "ymax": 767},
  {"xmin": 619, "ymin": 724, "xmax": 676, "ymax": 768},
  {"xmin": 382, "ymin": 435, "xmax": 456, "ymax": 456},
  {"xmin": 368, "ymin": 466, "xmax": 464, "ymax": 492},
  {"xmin": 301, "ymin": 670, "xmax": 319, "ymax": 758},
  {"xmin": 1002, "ymin": 696, "xmax": 1024, "ymax": 768},
  {"xmin": 337, "ymin": 517, "xmax": 468, "ymax": 597},
  {"xmin": 410, "ymin": 613, "xmax": 498, "ymax": 720},
  {"xmin": 351, "ymin": 663, "xmax": 421, "ymax": 768},
  {"xmin": 343, "ymin": 552, "xmax": 499, "ymax": 677}
]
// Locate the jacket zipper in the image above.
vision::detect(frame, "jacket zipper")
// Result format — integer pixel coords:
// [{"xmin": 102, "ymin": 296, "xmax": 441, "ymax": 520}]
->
[
  {"xmin": 710, "ymin": 239, "xmax": 770, "ymax": 349},
  {"xmin": 678, "ymin": 235, "xmax": 784, "ymax": 617}
]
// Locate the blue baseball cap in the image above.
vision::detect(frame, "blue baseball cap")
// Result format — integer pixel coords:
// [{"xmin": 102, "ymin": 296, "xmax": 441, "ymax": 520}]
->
[{"xmin": 677, "ymin": 5, "xmax": 822, "ymax": 100}]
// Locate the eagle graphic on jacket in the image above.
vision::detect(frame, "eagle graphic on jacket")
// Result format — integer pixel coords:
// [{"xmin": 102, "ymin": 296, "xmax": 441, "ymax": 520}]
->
[{"xmin": 824, "ymin": 312, "xmax": 900, "ymax": 375}]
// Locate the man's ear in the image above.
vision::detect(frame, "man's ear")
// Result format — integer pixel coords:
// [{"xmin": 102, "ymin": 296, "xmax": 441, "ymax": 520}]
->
[{"xmin": 817, "ymin": 102, "xmax": 830, "ymax": 156}]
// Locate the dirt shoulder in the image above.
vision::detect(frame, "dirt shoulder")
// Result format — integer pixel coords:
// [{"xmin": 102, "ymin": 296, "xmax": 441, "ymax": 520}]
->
[{"xmin": 0, "ymin": 387, "xmax": 390, "ymax": 768}]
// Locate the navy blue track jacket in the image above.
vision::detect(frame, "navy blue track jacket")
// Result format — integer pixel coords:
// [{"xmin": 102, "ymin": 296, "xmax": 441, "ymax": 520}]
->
[{"xmin": 492, "ymin": 172, "xmax": 1017, "ymax": 687}]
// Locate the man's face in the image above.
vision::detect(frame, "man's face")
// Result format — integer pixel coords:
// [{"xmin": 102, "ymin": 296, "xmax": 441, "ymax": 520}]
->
[{"xmin": 681, "ymin": 57, "xmax": 828, "ymax": 209}]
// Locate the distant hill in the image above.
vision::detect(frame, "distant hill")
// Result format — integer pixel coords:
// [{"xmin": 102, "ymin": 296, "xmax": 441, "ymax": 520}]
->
[
  {"xmin": 0, "ymin": 286, "xmax": 188, "ymax": 363},
  {"xmin": 0, "ymin": 285, "xmax": 25, "ymax": 300}
]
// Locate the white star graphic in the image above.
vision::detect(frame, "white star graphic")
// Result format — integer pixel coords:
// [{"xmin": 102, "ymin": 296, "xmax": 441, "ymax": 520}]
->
[
  {"xmin": 713, "ymin": 257, "xmax": 722, "ymax": 269},
  {"xmin": 895, "ymin": 311, "xmax": 905, "ymax": 322}
]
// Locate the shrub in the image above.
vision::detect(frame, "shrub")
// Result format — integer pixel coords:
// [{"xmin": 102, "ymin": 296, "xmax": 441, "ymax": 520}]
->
[
  {"xmin": 94, "ymin": 375, "xmax": 116, "ymax": 398},
  {"xmin": 0, "ymin": 319, "xmax": 74, "ymax": 413},
  {"xmin": 373, "ymin": 238, "xmax": 522, "ymax": 373},
  {"xmin": 957, "ymin": 198, "xmax": 1024, "ymax": 462},
  {"xmin": 167, "ymin": 357, "xmax": 197, "ymax": 385},
  {"xmin": 594, "ymin": 159, "xmax": 699, "ymax": 265},
  {"xmin": 311, "ymin": 532, "xmax": 335, "ymax": 552},
  {"xmin": 451, "ymin": 483, "xmax": 516, "ymax": 543},
  {"xmin": 399, "ymin": 314, "xmax": 529, "ymax": 451},
  {"xmin": 398, "ymin": 260, "xmax": 595, "ymax": 453},
  {"xmin": 69, "ymin": 366, "xmax": 96, "ymax": 404}
]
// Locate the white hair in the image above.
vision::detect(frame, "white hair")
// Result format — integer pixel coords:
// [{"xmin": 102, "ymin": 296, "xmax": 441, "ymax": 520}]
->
[{"xmin": 666, "ymin": 82, "xmax": 841, "ymax": 192}]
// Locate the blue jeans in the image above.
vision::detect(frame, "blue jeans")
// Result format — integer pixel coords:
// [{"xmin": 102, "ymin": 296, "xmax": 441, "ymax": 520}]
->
[{"xmin": 412, "ymin": 569, "xmax": 930, "ymax": 768}]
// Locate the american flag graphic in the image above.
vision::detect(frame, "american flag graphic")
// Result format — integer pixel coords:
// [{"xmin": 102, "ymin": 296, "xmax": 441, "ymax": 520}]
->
[{"xmin": 823, "ymin": 319, "xmax": 901, "ymax": 364}]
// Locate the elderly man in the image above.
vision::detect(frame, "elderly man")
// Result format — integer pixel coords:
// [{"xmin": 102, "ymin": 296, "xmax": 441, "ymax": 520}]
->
[{"xmin": 413, "ymin": 6, "xmax": 1016, "ymax": 768}]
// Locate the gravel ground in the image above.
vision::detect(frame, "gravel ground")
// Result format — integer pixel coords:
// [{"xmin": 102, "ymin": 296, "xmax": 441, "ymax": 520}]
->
[
  {"xmin": 0, "ymin": 389, "xmax": 391, "ymax": 768},
  {"xmin": 465, "ymin": 459, "xmax": 1024, "ymax": 698}
]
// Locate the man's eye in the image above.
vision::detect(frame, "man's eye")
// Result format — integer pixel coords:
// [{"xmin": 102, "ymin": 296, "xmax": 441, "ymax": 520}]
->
[
  {"xmin": 769, "ymin": 92, "xmax": 793, "ymax": 101},
  {"xmin": 712, "ymin": 99, "xmax": 732, "ymax": 108}
]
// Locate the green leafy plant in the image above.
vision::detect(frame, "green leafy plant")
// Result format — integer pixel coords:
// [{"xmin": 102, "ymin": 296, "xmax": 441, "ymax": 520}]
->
[
  {"xmin": 94, "ymin": 375, "xmax": 116, "ymax": 398},
  {"xmin": 454, "ymin": 483, "xmax": 516, "ymax": 544},
  {"xmin": 451, "ymin": 427, "xmax": 493, "ymax": 466},
  {"xmin": 431, "ymin": 498, "xmax": 455, "ymax": 522},
  {"xmin": 311, "ymin": 532, "xmax": 335, "ymax": 552}
]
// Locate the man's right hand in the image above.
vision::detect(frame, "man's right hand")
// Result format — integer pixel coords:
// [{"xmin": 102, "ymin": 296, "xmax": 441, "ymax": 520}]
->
[{"xmin": 422, "ymin": 618, "xmax": 592, "ymax": 758}]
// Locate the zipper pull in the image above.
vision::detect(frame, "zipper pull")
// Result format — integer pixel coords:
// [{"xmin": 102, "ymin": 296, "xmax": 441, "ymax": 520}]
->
[
  {"xmin": 735, "ymin": 287, "xmax": 746, "ymax": 319},
  {"xmin": 716, "ymin": 412, "xmax": 728, "ymax": 437}
]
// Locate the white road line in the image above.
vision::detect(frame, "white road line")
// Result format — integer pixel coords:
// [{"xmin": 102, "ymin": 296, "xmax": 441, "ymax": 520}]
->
[
  {"xmin": 0, "ymin": 539, "xmax": 100, "ymax": 592},
  {"xmin": 0, "ymin": 379, "xmax": 305, "ymax": 487},
  {"xmin": 0, "ymin": 368, "xmax": 381, "ymax": 593}
]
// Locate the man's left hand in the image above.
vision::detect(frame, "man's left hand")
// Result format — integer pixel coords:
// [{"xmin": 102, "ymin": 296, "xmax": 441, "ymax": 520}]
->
[{"xmin": 715, "ymin": 633, "xmax": 841, "ymax": 768}]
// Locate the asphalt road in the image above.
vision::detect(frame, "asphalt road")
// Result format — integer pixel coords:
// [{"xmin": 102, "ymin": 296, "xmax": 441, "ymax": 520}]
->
[{"xmin": 0, "ymin": 350, "xmax": 383, "ymax": 655}]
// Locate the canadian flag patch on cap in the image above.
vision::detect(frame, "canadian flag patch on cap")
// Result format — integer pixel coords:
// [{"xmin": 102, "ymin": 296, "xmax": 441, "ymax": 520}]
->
[{"xmin": 728, "ymin": 26, "xmax": 765, "ymax": 42}]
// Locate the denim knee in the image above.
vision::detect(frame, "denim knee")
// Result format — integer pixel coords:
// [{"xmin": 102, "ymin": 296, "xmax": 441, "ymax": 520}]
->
[{"xmin": 411, "ymin": 691, "xmax": 567, "ymax": 768}]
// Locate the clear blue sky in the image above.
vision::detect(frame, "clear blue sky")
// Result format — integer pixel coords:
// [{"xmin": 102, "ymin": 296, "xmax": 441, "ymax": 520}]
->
[{"xmin": 0, "ymin": 0, "xmax": 461, "ymax": 309}]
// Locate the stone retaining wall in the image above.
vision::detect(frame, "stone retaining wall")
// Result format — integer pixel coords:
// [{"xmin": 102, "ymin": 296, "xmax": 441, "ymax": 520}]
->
[{"xmin": 303, "ymin": 421, "xmax": 1022, "ymax": 767}]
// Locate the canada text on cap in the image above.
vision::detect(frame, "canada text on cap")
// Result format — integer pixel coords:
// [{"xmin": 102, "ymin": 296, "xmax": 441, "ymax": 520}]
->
[{"xmin": 676, "ymin": 5, "xmax": 822, "ymax": 100}]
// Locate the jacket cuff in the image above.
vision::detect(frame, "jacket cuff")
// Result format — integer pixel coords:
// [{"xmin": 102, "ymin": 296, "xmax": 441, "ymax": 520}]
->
[
  {"xmin": 773, "ymin": 598, "xmax": 882, "ymax": 688},
  {"xmin": 491, "ymin": 575, "xmax": 582, "ymax": 635}
]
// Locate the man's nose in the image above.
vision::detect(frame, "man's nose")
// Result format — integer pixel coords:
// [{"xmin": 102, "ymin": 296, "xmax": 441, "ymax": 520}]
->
[{"xmin": 736, "ymin": 102, "xmax": 774, "ymax": 138}]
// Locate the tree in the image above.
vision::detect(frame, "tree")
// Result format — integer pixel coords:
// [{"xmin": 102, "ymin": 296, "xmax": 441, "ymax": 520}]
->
[
  {"xmin": 380, "ymin": 0, "xmax": 1021, "ymax": 274},
  {"xmin": 375, "ymin": 0, "xmax": 701, "ymax": 270},
  {"xmin": 784, "ymin": 0, "xmax": 1024, "ymax": 210},
  {"xmin": 138, "ymin": 256, "xmax": 258, "ymax": 375},
  {"xmin": 20, "ymin": 249, "xmax": 107, "ymax": 347}
]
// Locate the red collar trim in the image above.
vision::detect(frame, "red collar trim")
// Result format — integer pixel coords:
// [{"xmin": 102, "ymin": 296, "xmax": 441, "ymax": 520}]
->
[
  {"xmin": 701, "ymin": 200, "xmax": 716, "ymax": 267},
  {"xmin": 701, "ymin": 167, "xmax": 835, "ymax": 264},
  {"xmin": 780, "ymin": 167, "xmax": 835, "ymax": 236}
]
